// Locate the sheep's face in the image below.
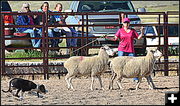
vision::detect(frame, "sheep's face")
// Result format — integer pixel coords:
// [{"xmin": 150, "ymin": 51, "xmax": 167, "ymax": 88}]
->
[
  {"xmin": 102, "ymin": 45, "xmax": 114, "ymax": 56},
  {"xmin": 147, "ymin": 47, "xmax": 162, "ymax": 59},
  {"xmin": 153, "ymin": 49, "xmax": 162, "ymax": 59}
]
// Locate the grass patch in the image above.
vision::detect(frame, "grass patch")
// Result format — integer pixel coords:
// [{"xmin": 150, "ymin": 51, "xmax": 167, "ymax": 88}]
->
[
  {"xmin": 6, "ymin": 50, "xmax": 42, "ymax": 58},
  {"xmin": 5, "ymin": 50, "xmax": 43, "ymax": 62},
  {"xmin": 138, "ymin": 14, "xmax": 179, "ymax": 23},
  {"xmin": 5, "ymin": 49, "xmax": 68, "ymax": 62},
  {"xmin": 146, "ymin": 5, "xmax": 179, "ymax": 12}
]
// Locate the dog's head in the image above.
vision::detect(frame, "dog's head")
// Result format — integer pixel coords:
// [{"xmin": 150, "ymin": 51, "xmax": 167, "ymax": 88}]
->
[{"xmin": 38, "ymin": 84, "xmax": 47, "ymax": 94}]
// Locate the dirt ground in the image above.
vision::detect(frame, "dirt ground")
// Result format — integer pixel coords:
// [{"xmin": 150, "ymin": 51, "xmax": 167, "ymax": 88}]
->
[{"xmin": 1, "ymin": 76, "xmax": 179, "ymax": 105}]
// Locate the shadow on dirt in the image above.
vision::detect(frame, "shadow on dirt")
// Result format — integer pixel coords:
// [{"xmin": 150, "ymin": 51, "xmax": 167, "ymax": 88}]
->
[
  {"xmin": 127, "ymin": 86, "xmax": 179, "ymax": 90},
  {"xmin": 154, "ymin": 87, "xmax": 179, "ymax": 90}
]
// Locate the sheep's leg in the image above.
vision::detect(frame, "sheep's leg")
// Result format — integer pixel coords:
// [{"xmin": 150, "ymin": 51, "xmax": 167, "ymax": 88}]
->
[
  {"xmin": 65, "ymin": 74, "xmax": 71, "ymax": 90},
  {"xmin": 146, "ymin": 76, "xmax": 153, "ymax": 90},
  {"xmin": 116, "ymin": 77, "xmax": 123, "ymax": 90},
  {"xmin": 97, "ymin": 76, "xmax": 104, "ymax": 90},
  {"xmin": 145, "ymin": 76, "xmax": 156, "ymax": 90},
  {"xmin": 109, "ymin": 71, "xmax": 117, "ymax": 90},
  {"xmin": 90, "ymin": 76, "xmax": 95, "ymax": 91},
  {"xmin": 65, "ymin": 73, "xmax": 75, "ymax": 90},
  {"xmin": 65, "ymin": 77, "xmax": 70, "ymax": 90},
  {"xmin": 68, "ymin": 77, "xmax": 75, "ymax": 91},
  {"xmin": 135, "ymin": 77, "xmax": 142, "ymax": 90},
  {"xmin": 148, "ymin": 75, "xmax": 156, "ymax": 89},
  {"xmin": 146, "ymin": 76, "xmax": 153, "ymax": 89}
]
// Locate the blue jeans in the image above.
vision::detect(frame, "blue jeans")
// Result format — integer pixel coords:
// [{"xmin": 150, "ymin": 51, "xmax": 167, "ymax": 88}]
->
[
  {"xmin": 23, "ymin": 29, "xmax": 41, "ymax": 48},
  {"xmin": 118, "ymin": 51, "xmax": 138, "ymax": 81},
  {"xmin": 29, "ymin": 29, "xmax": 59, "ymax": 48},
  {"xmin": 118, "ymin": 51, "xmax": 135, "ymax": 56},
  {"xmin": 48, "ymin": 29, "xmax": 59, "ymax": 48},
  {"xmin": 63, "ymin": 27, "xmax": 78, "ymax": 54},
  {"xmin": 69, "ymin": 28, "xmax": 78, "ymax": 47},
  {"xmin": 65, "ymin": 27, "xmax": 78, "ymax": 47}
]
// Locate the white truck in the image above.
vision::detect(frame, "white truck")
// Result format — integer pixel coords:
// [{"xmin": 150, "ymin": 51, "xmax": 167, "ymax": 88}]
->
[
  {"xmin": 144, "ymin": 22, "xmax": 179, "ymax": 54},
  {"xmin": 65, "ymin": 1, "xmax": 147, "ymax": 55}
]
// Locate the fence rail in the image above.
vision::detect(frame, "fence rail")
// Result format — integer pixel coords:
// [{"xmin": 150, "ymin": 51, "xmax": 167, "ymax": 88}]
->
[{"xmin": 0, "ymin": 11, "xmax": 179, "ymax": 79}]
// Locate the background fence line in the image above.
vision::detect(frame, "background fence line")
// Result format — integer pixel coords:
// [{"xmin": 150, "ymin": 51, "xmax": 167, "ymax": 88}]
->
[{"xmin": 1, "ymin": 11, "xmax": 179, "ymax": 80}]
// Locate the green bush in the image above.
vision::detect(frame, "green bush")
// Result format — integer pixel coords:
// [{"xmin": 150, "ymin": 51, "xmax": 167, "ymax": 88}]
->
[{"xmin": 6, "ymin": 50, "xmax": 42, "ymax": 58}]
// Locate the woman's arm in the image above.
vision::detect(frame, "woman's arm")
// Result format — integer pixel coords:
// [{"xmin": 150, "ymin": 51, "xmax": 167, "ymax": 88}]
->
[
  {"xmin": 138, "ymin": 26, "xmax": 145, "ymax": 39},
  {"xmin": 104, "ymin": 35, "xmax": 118, "ymax": 41}
]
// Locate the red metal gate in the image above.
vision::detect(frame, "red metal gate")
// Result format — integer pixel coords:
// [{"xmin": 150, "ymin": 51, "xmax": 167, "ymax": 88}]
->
[{"xmin": 0, "ymin": 11, "xmax": 179, "ymax": 79}]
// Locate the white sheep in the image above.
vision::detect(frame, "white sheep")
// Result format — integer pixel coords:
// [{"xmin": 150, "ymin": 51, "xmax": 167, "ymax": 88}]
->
[
  {"xmin": 109, "ymin": 47, "xmax": 162, "ymax": 90},
  {"xmin": 64, "ymin": 45, "xmax": 113, "ymax": 91}
]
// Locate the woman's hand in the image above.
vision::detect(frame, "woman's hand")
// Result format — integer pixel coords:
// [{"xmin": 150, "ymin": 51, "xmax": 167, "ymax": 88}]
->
[
  {"xmin": 140, "ymin": 26, "xmax": 145, "ymax": 34},
  {"xmin": 33, "ymin": 27, "xmax": 36, "ymax": 30},
  {"xmin": 121, "ymin": 13, "xmax": 124, "ymax": 22},
  {"xmin": 103, "ymin": 35, "xmax": 118, "ymax": 41},
  {"xmin": 138, "ymin": 26, "xmax": 145, "ymax": 39},
  {"xmin": 121, "ymin": 13, "xmax": 124, "ymax": 18},
  {"xmin": 103, "ymin": 34, "xmax": 107, "ymax": 38}
]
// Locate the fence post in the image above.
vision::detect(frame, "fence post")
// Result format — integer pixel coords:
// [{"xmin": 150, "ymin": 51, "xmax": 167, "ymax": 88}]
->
[
  {"xmin": 0, "ymin": 14, "xmax": 2, "ymax": 76},
  {"xmin": 45, "ymin": 11, "xmax": 49, "ymax": 80},
  {"xmin": 86, "ymin": 13, "xmax": 89, "ymax": 56},
  {"xmin": 163, "ymin": 12, "xmax": 169, "ymax": 76},
  {"xmin": 1, "ymin": 14, "xmax": 5, "ymax": 77},
  {"xmin": 81, "ymin": 15, "xmax": 84, "ymax": 56},
  {"xmin": 42, "ymin": 12, "xmax": 49, "ymax": 80}
]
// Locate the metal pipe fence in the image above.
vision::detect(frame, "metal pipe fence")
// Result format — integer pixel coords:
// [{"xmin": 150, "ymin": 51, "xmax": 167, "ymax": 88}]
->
[{"xmin": 0, "ymin": 11, "xmax": 179, "ymax": 79}]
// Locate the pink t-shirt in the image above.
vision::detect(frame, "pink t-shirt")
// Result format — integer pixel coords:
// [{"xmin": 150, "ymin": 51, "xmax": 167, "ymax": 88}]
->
[{"xmin": 115, "ymin": 28, "xmax": 139, "ymax": 53}]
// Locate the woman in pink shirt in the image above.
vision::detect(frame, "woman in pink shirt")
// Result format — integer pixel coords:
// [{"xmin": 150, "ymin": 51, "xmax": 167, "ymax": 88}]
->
[
  {"xmin": 105, "ymin": 17, "xmax": 144, "ymax": 82},
  {"xmin": 106, "ymin": 17, "xmax": 144, "ymax": 56}
]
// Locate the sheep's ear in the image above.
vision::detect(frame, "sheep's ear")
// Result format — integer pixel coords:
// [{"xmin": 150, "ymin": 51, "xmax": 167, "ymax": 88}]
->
[
  {"xmin": 103, "ymin": 45, "xmax": 107, "ymax": 47},
  {"xmin": 146, "ymin": 47, "xmax": 156, "ymax": 52},
  {"xmin": 100, "ymin": 47, "xmax": 105, "ymax": 49},
  {"xmin": 146, "ymin": 47, "xmax": 150, "ymax": 51},
  {"xmin": 103, "ymin": 45, "xmax": 108, "ymax": 49},
  {"xmin": 150, "ymin": 50, "xmax": 155, "ymax": 53},
  {"xmin": 146, "ymin": 48, "xmax": 150, "ymax": 52}
]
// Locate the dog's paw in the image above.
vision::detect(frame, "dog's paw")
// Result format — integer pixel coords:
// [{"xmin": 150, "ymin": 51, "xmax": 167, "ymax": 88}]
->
[
  {"xmin": 38, "ymin": 95, "xmax": 44, "ymax": 98},
  {"xmin": 19, "ymin": 96, "xmax": 24, "ymax": 101},
  {"xmin": 14, "ymin": 94, "xmax": 20, "ymax": 98}
]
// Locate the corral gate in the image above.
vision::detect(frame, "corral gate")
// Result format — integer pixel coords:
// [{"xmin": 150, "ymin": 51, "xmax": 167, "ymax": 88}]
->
[{"xmin": 0, "ymin": 11, "xmax": 179, "ymax": 79}]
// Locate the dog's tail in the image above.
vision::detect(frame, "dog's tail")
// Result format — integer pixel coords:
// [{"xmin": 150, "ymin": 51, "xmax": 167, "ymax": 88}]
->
[
  {"xmin": 2, "ymin": 89, "xmax": 11, "ymax": 93},
  {"xmin": 2, "ymin": 79, "xmax": 13, "ymax": 93}
]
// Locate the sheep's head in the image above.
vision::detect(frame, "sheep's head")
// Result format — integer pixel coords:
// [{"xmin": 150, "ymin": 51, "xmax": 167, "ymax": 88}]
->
[
  {"xmin": 102, "ymin": 45, "xmax": 114, "ymax": 56},
  {"xmin": 146, "ymin": 47, "xmax": 163, "ymax": 59}
]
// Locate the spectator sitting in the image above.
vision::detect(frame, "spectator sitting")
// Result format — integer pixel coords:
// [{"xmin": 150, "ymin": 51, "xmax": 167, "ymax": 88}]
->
[
  {"xmin": 16, "ymin": 3, "xmax": 41, "ymax": 49},
  {"xmin": 35, "ymin": 2, "xmax": 60, "ymax": 51},
  {"xmin": 53, "ymin": 3, "xmax": 78, "ymax": 55}
]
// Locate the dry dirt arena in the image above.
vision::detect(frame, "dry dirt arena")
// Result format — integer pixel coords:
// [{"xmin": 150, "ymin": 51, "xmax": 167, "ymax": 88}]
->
[{"xmin": 1, "ymin": 76, "xmax": 179, "ymax": 105}]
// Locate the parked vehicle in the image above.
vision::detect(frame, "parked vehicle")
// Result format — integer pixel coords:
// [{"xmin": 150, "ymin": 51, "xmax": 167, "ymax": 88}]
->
[
  {"xmin": 144, "ymin": 22, "xmax": 179, "ymax": 45},
  {"xmin": 144, "ymin": 22, "xmax": 179, "ymax": 54},
  {"xmin": 66, "ymin": 1, "xmax": 147, "ymax": 55}
]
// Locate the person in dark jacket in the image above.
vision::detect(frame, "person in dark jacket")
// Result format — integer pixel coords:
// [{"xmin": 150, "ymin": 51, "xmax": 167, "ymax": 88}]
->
[
  {"xmin": 34, "ymin": 2, "xmax": 60, "ymax": 50},
  {"xmin": 16, "ymin": 3, "xmax": 41, "ymax": 48}
]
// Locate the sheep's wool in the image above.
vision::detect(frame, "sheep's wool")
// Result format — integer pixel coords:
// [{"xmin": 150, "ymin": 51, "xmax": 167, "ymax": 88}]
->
[
  {"xmin": 109, "ymin": 48, "xmax": 160, "ymax": 90},
  {"xmin": 64, "ymin": 47, "xmax": 109, "ymax": 90}
]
